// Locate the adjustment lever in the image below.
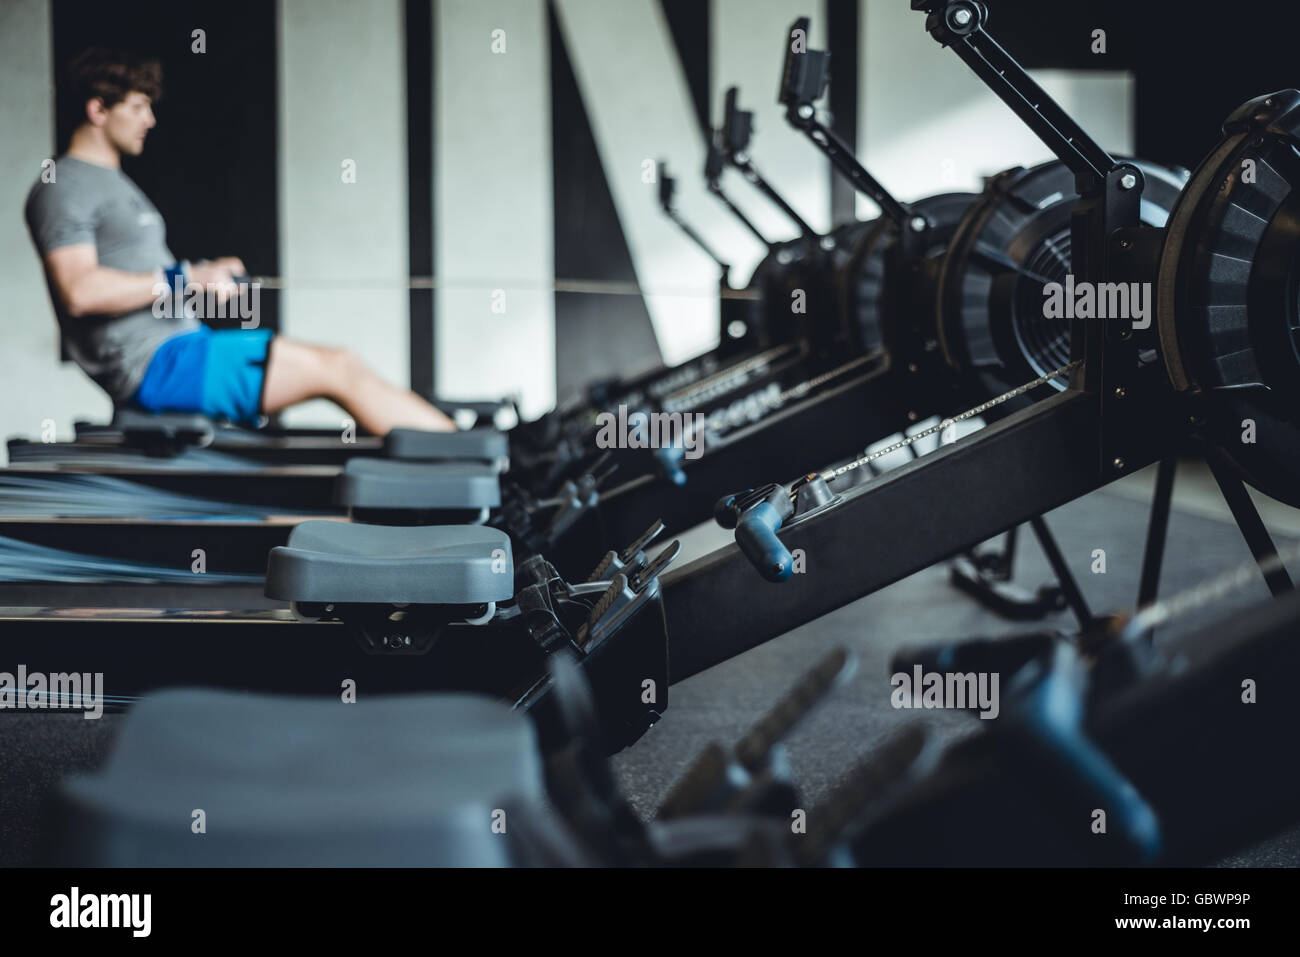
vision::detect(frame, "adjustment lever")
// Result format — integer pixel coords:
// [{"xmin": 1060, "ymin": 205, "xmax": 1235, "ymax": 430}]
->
[
  {"xmin": 535, "ymin": 452, "xmax": 617, "ymax": 548},
  {"xmin": 576, "ymin": 540, "xmax": 681, "ymax": 650},
  {"xmin": 652, "ymin": 444, "xmax": 689, "ymax": 486},
  {"xmin": 586, "ymin": 520, "xmax": 666, "ymax": 583},
  {"xmin": 714, "ymin": 483, "xmax": 779, "ymax": 529}
]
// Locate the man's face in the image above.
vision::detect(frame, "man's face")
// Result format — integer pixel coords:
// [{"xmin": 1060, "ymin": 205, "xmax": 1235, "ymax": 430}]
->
[{"xmin": 99, "ymin": 91, "xmax": 156, "ymax": 156}]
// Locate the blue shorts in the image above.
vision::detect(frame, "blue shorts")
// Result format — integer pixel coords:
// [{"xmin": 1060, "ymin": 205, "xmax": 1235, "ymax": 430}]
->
[{"xmin": 133, "ymin": 326, "xmax": 274, "ymax": 426}]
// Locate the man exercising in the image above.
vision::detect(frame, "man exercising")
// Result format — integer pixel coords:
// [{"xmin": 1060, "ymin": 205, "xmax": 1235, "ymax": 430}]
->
[{"xmin": 24, "ymin": 48, "xmax": 456, "ymax": 435}]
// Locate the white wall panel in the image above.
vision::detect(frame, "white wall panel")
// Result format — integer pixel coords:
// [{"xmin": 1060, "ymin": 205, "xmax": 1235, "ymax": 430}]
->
[
  {"xmin": 858, "ymin": 0, "xmax": 1133, "ymax": 216},
  {"xmin": 436, "ymin": 0, "xmax": 555, "ymax": 417},
  {"xmin": 279, "ymin": 0, "xmax": 410, "ymax": 426},
  {"xmin": 0, "ymin": 0, "xmax": 110, "ymax": 461}
]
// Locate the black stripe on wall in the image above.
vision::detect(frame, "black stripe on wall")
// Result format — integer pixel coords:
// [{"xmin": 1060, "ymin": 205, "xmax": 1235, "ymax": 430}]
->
[
  {"xmin": 827, "ymin": 0, "xmax": 859, "ymax": 226},
  {"xmin": 52, "ymin": 0, "xmax": 279, "ymax": 332},
  {"xmin": 549, "ymin": 1, "xmax": 662, "ymax": 398},
  {"xmin": 405, "ymin": 0, "xmax": 435, "ymax": 397},
  {"xmin": 660, "ymin": 0, "xmax": 711, "ymax": 139}
]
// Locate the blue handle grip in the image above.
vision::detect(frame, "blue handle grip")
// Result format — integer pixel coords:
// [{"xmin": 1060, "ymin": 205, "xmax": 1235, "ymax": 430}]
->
[
  {"xmin": 653, "ymin": 446, "xmax": 687, "ymax": 486},
  {"xmin": 736, "ymin": 501, "xmax": 793, "ymax": 582},
  {"xmin": 1019, "ymin": 654, "xmax": 1161, "ymax": 862}
]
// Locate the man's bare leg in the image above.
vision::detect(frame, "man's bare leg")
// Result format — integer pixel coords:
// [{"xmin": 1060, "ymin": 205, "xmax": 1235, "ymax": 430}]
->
[{"xmin": 261, "ymin": 338, "xmax": 457, "ymax": 434}]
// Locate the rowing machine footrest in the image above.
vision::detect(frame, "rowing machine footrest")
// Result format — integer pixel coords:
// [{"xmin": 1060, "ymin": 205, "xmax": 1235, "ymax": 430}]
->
[{"xmin": 265, "ymin": 521, "xmax": 513, "ymax": 606}]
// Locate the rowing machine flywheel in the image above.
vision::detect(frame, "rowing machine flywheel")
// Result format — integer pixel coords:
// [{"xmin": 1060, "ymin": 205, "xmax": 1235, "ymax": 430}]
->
[
  {"xmin": 937, "ymin": 158, "xmax": 1188, "ymax": 400},
  {"xmin": 1156, "ymin": 89, "xmax": 1300, "ymax": 507},
  {"xmin": 837, "ymin": 191, "xmax": 980, "ymax": 360}
]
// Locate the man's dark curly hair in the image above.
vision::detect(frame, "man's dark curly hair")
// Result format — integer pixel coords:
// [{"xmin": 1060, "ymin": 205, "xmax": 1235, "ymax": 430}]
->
[{"xmin": 65, "ymin": 47, "xmax": 163, "ymax": 120}]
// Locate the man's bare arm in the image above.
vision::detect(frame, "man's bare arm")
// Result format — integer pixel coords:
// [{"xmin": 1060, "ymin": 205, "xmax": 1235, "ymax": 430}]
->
[
  {"xmin": 43, "ymin": 245, "xmax": 245, "ymax": 317},
  {"xmin": 44, "ymin": 244, "xmax": 158, "ymax": 317}
]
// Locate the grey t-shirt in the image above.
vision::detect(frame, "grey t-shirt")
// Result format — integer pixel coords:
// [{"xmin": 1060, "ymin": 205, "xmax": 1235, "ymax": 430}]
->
[{"xmin": 24, "ymin": 156, "xmax": 199, "ymax": 401}]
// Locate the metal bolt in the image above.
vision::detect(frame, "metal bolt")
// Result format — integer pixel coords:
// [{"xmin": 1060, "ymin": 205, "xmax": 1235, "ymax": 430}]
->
[
  {"xmin": 1113, "ymin": 386, "xmax": 1126, "ymax": 399},
  {"xmin": 1265, "ymin": 98, "xmax": 1275, "ymax": 108},
  {"xmin": 1119, "ymin": 173, "xmax": 1138, "ymax": 190},
  {"xmin": 1113, "ymin": 457, "xmax": 1126, "ymax": 470},
  {"xmin": 1118, "ymin": 328, "xmax": 1133, "ymax": 341},
  {"xmin": 1118, "ymin": 239, "xmax": 1132, "ymax": 249},
  {"xmin": 735, "ymin": 150, "xmax": 749, "ymax": 165},
  {"xmin": 907, "ymin": 362, "xmax": 919, "ymax": 373},
  {"xmin": 727, "ymin": 320, "xmax": 748, "ymax": 339},
  {"xmin": 952, "ymin": 7, "xmax": 973, "ymax": 26},
  {"xmin": 777, "ymin": 250, "xmax": 793, "ymax": 264},
  {"xmin": 820, "ymin": 236, "xmax": 837, "ymax": 251},
  {"xmin": 910, "ymin": 216, "xmax": 927, "ymax": 232},
  {"xmin": 907, "ymin": 411, "xmax": 919, "ymax": 422},
  {"xmin": 797, "ymin": 104, "xmax": 814, "ymax": 120}
]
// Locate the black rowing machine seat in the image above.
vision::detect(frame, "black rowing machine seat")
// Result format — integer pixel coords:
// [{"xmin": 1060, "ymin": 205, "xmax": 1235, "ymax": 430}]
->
[
  {"xmin": 385, "ymin": 427, "xmax": 509, "ymax": 468},
  {"xmin": 109, "ymin": 407, "xmax": 217, "ymax": 451},
  {"xmin": 265, "ymin": 520, "xmax": 513, "ymax": 607},
  {"xmin": 334, "ymin": 458, "xmax": 501, "ymax": 513}
]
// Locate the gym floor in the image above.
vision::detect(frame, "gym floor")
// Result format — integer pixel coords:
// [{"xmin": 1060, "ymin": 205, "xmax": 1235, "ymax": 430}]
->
[{"xmin": 609, "ymin": 459, "xmax": 1300, "ymax": 866}]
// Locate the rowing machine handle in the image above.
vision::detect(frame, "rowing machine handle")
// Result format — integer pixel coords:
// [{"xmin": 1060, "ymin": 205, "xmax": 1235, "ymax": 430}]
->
[
  {"xmin": 1018, "ymin": 645, "xmax": 1162, "ymax": 863},
  {"xmin": 714, "ymin": 491, "xmax": 747, "ymax": 529},
  {"xmin": 736, "ymin": 500, "xmax": 794, "ymax": 582},
  {"xmin": 653, "ymin": 445, "xmax": 687, "ymax": 486}
]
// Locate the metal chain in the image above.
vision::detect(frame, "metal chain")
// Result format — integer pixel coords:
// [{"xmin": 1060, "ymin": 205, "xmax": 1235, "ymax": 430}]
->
[
  {"xmin": 678, "ymin": 350, "xmax": 885, "ymax": 445},
  {"xmin": 662, "ymin": 344, "xmax": 801, "ymax": 406},
  {"xmin": 780, "ymin": 351, "xmax": 882, "ymax": 403},
  {"xmin": 821, "ymin": 359, "xmax": 1082, "ymax": 481}
]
